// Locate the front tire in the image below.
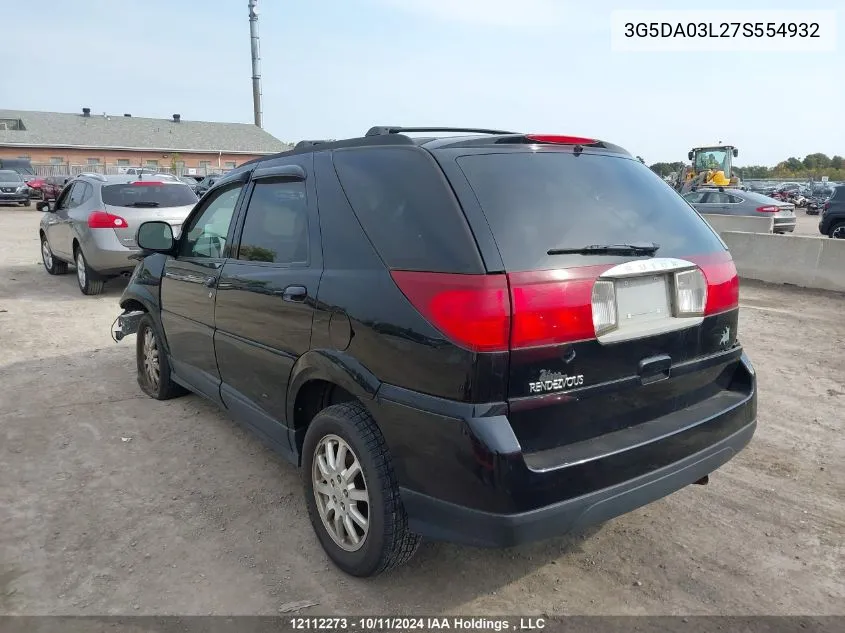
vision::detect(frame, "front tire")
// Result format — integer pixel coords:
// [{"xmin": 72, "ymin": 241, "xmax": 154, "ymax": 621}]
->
[
  {"xmin": 74, "ymin": 247, "xmax": 105, "ymax": 295},
  {"xmin": 829, "ymin": 222, "xmax": 845, "ymax": 239},
  {"xmin": 22, "ymin": 199, "xmax": 31, "ymax": 207},
  {"xmin": 302, "ymin": 402, "xmax": 420, "ymax": 577},
  {"xmin": 136, "ymin": 314, "xmax": 187, "ymax": 400},
  {"xmin": 41, "ymin": 235, "xmax": 68, "ymax": 275}
]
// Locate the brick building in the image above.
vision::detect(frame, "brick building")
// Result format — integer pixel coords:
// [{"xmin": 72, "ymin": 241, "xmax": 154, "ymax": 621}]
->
[{"xmin": 0, "ymin": 108, "xmax": 291, "ymax": 175}]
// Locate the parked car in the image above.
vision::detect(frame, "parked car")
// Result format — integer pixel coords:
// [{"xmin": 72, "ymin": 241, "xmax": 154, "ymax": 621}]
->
[
  {"xmin": 112, "ymin": 127, "xmax": 757, "ymax": 577},
  {"xmin": 818, "ymin": 185, "xmax": 845, "ymax": 238},
  {"xmin": 0, "ymin": 169, "xmax": 31, "ymax": 206},
  {"xmin": 177, "ymin": 175, "xmax": 199, "ymax": 193},
  {"xmin": 683, "ymin": 187, "xmax": 796, "ymax": 233},
  {"xmin": 194, "ymin": 174, "xmax": 222, "ymax": 197},
  {"xmin": 38, "ymin": 174, "xmax": 198, "ymax": 295}
]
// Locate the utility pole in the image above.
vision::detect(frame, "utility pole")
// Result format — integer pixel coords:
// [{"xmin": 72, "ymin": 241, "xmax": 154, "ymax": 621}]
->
[{"xmin": 248, "ymin": 0, "xmax": 263, "ymax": 128}]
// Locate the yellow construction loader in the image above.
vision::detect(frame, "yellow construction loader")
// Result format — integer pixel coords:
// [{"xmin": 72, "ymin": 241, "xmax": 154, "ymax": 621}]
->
[{"xmin": 674, "ymin": 145, "xmax": 741, "ymax": 193}]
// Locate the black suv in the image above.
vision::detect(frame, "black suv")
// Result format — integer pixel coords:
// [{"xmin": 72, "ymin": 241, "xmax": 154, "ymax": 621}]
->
[
  {"xmin": 818, "ymin": 185, "xmax": 845, "ymax": 238},
  {"xmin": 115, "ymin": 127, "xmax": 757, "ymax": 577}
]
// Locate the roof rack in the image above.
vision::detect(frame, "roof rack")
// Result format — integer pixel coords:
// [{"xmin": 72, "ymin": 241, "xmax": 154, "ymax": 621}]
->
[
  {"xmin": 294, "ymin": 139, "xmax": 336, "ymax": 150},
  {"xmin": 365, "ymin": 126, "xmax": 516, "ymax": 137},
  {"xmin": 77, "ymin": 172, "xmax": 108, "ymax": 182}
]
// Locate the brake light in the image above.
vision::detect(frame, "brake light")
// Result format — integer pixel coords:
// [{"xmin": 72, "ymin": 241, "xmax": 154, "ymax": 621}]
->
[
  {"xmin": 688, "ymin": 252, "xmax": 740, "ymax": 315},
  {"xmin": 756, "ymin": 205, "xmax": 778, "ymax": 213},
  {"xmin": 132, "ymin": 181, "xmax": 163, "ymax": 186},
  {"xmin": 389, "ymin": 271, "xmax": 511, "ymax": 352},
  {"xmin": 88, "ymin": 211, "xmax": 128, "ymax": 229},
  {"xmin": 525, "ymin": 134, "xmax": 597, "ymax": 145},
  {"xmin": 508, "ymin": 266, "xmax": 610, "ymax": 347}
]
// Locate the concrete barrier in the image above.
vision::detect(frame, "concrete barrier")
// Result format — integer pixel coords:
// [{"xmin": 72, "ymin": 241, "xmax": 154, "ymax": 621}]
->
[
  {"xmin": 700, "ymin": 213, "xmax": 773, "ymax": 234},
  {"xmin": 720, "ymin": 231, "xmax": 845, "ymax": 293}
]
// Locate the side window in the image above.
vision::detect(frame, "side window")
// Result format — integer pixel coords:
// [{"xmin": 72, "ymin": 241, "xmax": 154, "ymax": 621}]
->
[
  {"xmin": 80, "ymin": 182, "xmax": 94, "ymax": 204},
  {"xmin": 237, "ymin": 179, "xmax": 309, "ymax": 264},
  {"xmin": 178, "ymin": 184, "xmax": 244, "ymax": 258},
  {"xmin": 705, "ymin": 192, "xmax": 730, "ymax": 204},
  {"xmin": 727, "ymin": 194, "xmax": 744, "ymax": 204},
  {"xmin": 683, "ymin": 192, "xmax": 707, "ymax": 204},
  {"xmin": 67, "ymin": 182, "xmax": 87, "ymax": 208}
]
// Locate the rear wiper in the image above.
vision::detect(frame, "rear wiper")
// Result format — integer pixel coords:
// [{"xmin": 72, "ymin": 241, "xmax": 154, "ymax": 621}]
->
[
  {"xmin": 547, "ymin": 242, "xmax": 660, "ymax": 256},
  {"xmin": 127, "ymin": 201, "xmax": 160, "ymax": 207}
]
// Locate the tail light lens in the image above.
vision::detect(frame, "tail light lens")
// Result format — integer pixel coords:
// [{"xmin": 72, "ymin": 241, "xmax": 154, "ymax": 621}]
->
[
  {"xmin": 590, "ymin": 280, "xmax": 617, "ymax": 335},
  {"xmin": 525, "ymin": 134, "xmax": 597, "ymax": 145},
  {"xmin": 389, "ymin": 271, "xmax": 510, "ymax": 352},
  {"xmin": 756, "ymin": 205, "xmax": 778, "ymax": 213},
  {"xmin": 674, "ymin": 269, "xmax": 707, "ymax": 316},
  {"xmin": 88, "ymin": 211, "xmax": 128, "ymax": 229},
  {"xmin": 392, "ymin": 253, "xmax": 739, "ymax": 352}
]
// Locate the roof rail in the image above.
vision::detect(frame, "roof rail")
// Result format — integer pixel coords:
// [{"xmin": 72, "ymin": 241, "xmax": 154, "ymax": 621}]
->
[
  {"xmin": 294, "ymin": 139, "xmax": 336, "ymax": 150},
  {"xmin": 77, "ymin": 172, "xmax": 108, "ymax": 182},
  {"xmin": 365, "ymin": 126, "xmax": 516, "ymax": 137}
]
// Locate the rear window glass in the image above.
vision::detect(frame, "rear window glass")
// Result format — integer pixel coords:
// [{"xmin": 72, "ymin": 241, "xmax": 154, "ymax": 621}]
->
[
  {"xmin": 831, "ymin": 187, "xmax": 843, "ymax": 200},
  {"xmin": 332, "ymin": 147, "xmax": 480, "ymax": 273},
  {"xmin": 456, "ymin": 152, "xmax": 725, "ymax": 272},
  {"xmin": 101, "ymin": 183, "xmax": 198, "ymax": 208}
]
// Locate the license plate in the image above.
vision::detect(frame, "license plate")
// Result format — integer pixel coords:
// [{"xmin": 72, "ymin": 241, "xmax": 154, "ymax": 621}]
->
[{"xmin": 615, "ymin": 275, "xmax": 670, "ymax": 326}]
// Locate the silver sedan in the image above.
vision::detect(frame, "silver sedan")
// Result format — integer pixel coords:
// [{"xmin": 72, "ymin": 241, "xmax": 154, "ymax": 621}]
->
[{"xmin": 683, "ymin": 188, "xmax": 796, "ymax": 233}]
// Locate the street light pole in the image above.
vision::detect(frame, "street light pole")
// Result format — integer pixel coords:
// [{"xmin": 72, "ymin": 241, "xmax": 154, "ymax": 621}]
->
[{"xmin": 248, "ymin": 0, "xmax": 263, "ymax": 128}]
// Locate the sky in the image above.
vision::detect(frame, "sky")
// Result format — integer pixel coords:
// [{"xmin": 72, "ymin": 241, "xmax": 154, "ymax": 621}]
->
[{"xmin": 3, "ymin": 0, "xmax": 844, "ymax": 165}]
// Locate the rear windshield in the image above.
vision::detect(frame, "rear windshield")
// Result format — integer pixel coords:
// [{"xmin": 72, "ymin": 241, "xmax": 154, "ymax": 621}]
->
[
  {"xmin": 456, "ymin": 151, "xmax": 725, "ymax": 271},
  {"xmin": 830, "ymin": 186, "xmax": 843, "ymax": 200},
  {"xmin": 101, "ymin": 183, "xmax": 198, "ymax": 208}
]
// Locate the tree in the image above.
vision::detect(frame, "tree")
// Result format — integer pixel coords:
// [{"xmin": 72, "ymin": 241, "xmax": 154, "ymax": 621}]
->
[
  {"xmin": 831, "ymin": 155, "xmax": 843, "ymax": 170},
  {"xmin": 803, "ymin": 153, "xmax": 830, "ymax": 170},
  {"xmin": 786, "ymin": 157, "xmax": 803, "ymax": 171},
  {"xmin": 649, "ymin": 161, "xmax": 685, "ymax": 177}
]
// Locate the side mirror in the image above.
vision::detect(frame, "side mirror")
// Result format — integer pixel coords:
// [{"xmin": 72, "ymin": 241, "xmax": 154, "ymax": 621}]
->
[
  {"xmin": 137, "ymin": 221, "xmax": 175, "ymax": 253},
  {"xmin": 688, "ymin": 151, "xmax": 694, "ymax": 161},
  {"xmin": 732, "ymin": 148, "xmax": 739, "ymax": 157}
]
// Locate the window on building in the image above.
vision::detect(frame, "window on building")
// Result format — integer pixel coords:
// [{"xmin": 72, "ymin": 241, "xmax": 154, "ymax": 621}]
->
[
  {"xmin": 50, "ymin": 157, "xmax": 64, "ymax": 165},
  {"xmin": 116, "ymin": 159, "xmax": 130, "ymax": 166},
  {"xmin": 224, "ymin": 161, "xmax": 236, "ymax": 169},
  {"xmin": 18, "ymin": 155, "xmax": 31, "ymax": 160},
  {"xmin": 146, "ymin": 160, "xmax": 159, "ymax": 168},
  {"xmin": 198, "ymin": 161, "xmax": 211, "ymax": 168},
  {"xmin": 87, "ymin": 158, "xmax": 101, "ymax": 165}
]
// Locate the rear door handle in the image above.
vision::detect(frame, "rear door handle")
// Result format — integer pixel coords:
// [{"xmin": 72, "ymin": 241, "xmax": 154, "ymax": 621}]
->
[{"xmin": 282, "ymin": 285, "xmax": 307, "ymax": 302}]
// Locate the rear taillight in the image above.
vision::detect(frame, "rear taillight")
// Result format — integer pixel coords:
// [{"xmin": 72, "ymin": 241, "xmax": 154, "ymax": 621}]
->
[
  {"xmin": 508, "ymin": 266, "xmax": 609, "ymax": 347},
  {"xmin": 756, "ymin": 205, "xmax": 778, "ymax": 213},
  {"xmin": 688, "ymin": 252, "xmax": 740, "ymax": 315},
  {"xmin": 88, "ymin": 210, "xmax": 128, "ymax": 229},
  {"xmin": 389, "ymin": 271, "xmax": 511, "ymax": 352},
  {"xmin": 391, "ymin": 253, "xmax": 739, "ymax": 352},
  {"xmin": 824, "ymin": 202, "xmax": 830, "ymax": 211},
  {"xmin": 132, "ymin": 181, "xmax": 164, "ymax": 186}
]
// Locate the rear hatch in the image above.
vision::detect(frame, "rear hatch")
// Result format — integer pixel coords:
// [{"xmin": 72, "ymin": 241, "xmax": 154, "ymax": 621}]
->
[
  {"xmin": 439, "ymin": 144, "xmax": 744, "ymax": 457},
  {"xmin": 100, "ymin": 181, "xmax": 198, "ymax": 246}
]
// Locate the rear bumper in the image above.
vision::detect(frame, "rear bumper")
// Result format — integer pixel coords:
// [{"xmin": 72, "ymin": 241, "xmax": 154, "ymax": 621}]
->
[
  {"xmin": 376, "ymin": 350, "xmax": 756, "ymax": 548},
  {"xmin": 773, "ymin": 218, "xmax": 796, "ymax": 233},
  {"xmin": 401, "ymin": 420, "xmax": 754, "ymax": 547}
]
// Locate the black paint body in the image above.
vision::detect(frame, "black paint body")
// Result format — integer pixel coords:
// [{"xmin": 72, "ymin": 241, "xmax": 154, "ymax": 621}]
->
[{"xmin": 119, "ymin": 133, "xmax": 757, "ymax": 547}]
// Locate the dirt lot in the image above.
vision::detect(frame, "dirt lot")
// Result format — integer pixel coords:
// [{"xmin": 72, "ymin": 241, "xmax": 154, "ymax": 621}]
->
[{"xmin": 1, "ymin": 208, "xmax": 842, "ymax": 616}]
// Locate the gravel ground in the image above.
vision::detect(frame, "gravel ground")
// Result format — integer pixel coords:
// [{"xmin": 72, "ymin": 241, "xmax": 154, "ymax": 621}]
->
[{"xmin": 0, "ymin": 208, "xmax": 842, "ymax": 616}]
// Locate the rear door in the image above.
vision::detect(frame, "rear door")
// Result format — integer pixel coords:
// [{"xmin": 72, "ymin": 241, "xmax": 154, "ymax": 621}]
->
[
  {"xmin": 439, "ymin": 148, "xmax": 741, "ymax": 453},
  {"xmin": 51, "ymin": 181, "xmax": 88, "ymax": 259},
  {"xmin": 213, "ymin": 157, "xmax": 321, "ymax": 446},
  {"xmin": 160, "ymin": 181, "xmax": 247, "ymax": 402},
  {"xmin": 100, "ymin": 181, "xmax": 198, "ymax": 247}
]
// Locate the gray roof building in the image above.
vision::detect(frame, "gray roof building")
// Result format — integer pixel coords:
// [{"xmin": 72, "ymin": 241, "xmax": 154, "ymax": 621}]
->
[{"xmin": 0, "ymin": 108, "xmax": 290, "ymax": 155}]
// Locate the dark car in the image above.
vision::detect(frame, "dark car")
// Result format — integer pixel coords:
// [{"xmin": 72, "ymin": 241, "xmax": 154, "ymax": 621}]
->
[
  {"xmin": 194, "ymin": 174, "xmax": 221, "ymax": 197},
  {"xmin": 114, "ymin": 127, "xmax": 757, "ymax": 577},
  {"xmin": 818, "ymin": 185, "xmax": 845, "ymax": 238},
  {"xmin": 36, "ymin": 175, "xmax": 73, "ymax": 206}
]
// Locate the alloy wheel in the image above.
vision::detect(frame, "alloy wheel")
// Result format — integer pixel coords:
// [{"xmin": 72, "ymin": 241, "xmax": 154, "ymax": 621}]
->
[
  {"xmin": 312, "ymin": 434, "xmax": 370, "ymax": 552},
  {"xmin": 142, "ymin": 327, "xmax": 160, "ymax": 389},
  {"xmin": 76, "ymin": 252, "xmax": 86, "ymax": 288},
  {"xmin": 41, "ymin": 239, "xmax": 53, "ymax": 270}
]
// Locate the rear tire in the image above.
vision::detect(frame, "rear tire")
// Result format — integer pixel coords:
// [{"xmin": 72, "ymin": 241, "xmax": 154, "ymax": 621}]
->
[
  {"xmin": 136, "ymin": 314, "xmax": 187, "ymax": 400},
  {"xmin": 829, "ymin": 222, "xmax": 845, "ymax": 239},
  {"xmin": 41, "ymin": 235, "xmax": 68, "ymax": 275},
  {"xmin": 302, "ymin": 402, "xmax": 420, "ymax": 577},
  {"xmin": 74, "ymin": 247, "xmax": 105, "ymax": 295}
]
